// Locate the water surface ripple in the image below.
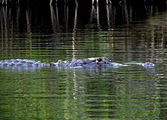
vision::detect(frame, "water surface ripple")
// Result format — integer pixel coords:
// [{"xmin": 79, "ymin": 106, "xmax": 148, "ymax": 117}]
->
[{"xmin": 0, "ymin": 5, "xmax": 167, "ymax": 120}]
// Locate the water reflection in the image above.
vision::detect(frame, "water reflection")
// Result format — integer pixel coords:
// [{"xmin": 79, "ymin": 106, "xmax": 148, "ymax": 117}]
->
[
  {"xmin": 0, "ymin": 3, "xmax": 166, "ymax": 32},
  {"xmin": 0, "ymin": 65, "xmax": 162, "ymax": 119},
  {"xmin": 90, "ymin": 5, "xmax": 101, "ymax": 30},
  {"xmin": 0, "ymin": 5, "xmax": 167, "ymax": 61},
  {"xmin": 50, "ymin": 5, "xmax": 60, "ymax": 33},
  {"xmin": 0, "ymin": 2, "xmax": 167, "ymax": 120},
  {"xmin": 0, "ymin": 1, "xmax": 166, "ymax": 33}
]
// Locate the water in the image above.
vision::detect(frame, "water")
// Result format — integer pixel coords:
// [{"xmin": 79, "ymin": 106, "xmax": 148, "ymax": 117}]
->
[{"xmin": 0, "ymin": 4, "xmax": 167, "ymax": 120}]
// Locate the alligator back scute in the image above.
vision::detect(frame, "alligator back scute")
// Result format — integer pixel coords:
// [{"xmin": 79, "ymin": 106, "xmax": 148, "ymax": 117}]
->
[
  {"xmin": 0, "ymin": 59, "xmax": 47, "ymax": 68},
  {"xmin": 0, "ymin": 57, "xmax": 155, "ymax": 69}
]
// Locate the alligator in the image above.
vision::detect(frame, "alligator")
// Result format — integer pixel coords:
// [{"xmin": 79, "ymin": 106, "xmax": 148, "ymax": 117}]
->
[{"xmin": 0, "ymin": 57, "xmax": 154, "ymax": 69}]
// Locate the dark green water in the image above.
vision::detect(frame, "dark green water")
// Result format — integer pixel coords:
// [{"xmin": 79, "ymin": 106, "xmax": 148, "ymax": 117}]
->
[{"xmin": 0, "ymin": 4, "xmax": 167, "ymax": 120}]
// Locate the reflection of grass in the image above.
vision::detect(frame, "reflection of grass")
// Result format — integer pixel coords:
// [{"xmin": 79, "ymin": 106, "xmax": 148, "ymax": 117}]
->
[
  {"xmin": 0, "ymin": 28, "xmax": 113, "ymax": 62},
  {"xmin": 0, "ymin": 57, "xmax": 162, "ymax": 120},
  {"xmin": 0, "ymin": 68, "xmax": 68, "ymax": 120}
]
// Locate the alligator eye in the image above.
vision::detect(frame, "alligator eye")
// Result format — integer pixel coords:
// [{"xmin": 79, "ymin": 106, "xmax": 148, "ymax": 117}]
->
[{"xmin": 96, "ymin": 58, "xmax": 103, "ymax": 63}]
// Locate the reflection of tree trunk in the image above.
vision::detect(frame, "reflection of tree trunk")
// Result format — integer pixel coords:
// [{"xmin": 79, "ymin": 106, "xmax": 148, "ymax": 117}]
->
[
  {"xmin": 72, "ymin": 6, "xmax": 78, "ymax": 60},
  {"xmin": 96, "ymin": 0, "xmax": 99, "ymax": 5},
  {"xmin": 106, "ymin": 5, "xmax": 111, "ymax": 28},
  {"xmin": 50, "ymin": 0, "xmax": 53, "ymax": 5},
  {"xmin": 16, "ymin": 6, "xmax": 20, "ymax": 33},
  {"xmin": 50, "ymin": 5, "xmax": 60, "ymax": 33},
  {"xmin": 50, "ymin": 0, "xmax": 58, "ymax": 5},
  {"xmin": 129, "ymin": 5, "xmax": 132, "ymax": 23},
  {"xmin": 123, "ymin": 0, "xmax": 129, "ymax": 24},
  {"xmin": 160, "ymin": 27, "xmax": 164, "ymax": 48},
  {"xmin": 150, "ymin": 27, "xmax": 155, "ymax": 49},
  {"xmin": 90, "ymin": 5, "xmax": 95, "ymax": 23},
  {"xmin": 92, "ymin": 0, "xmax": 110, "ymax": 5},
  {"xmin": 92, "ymin": 0, "xmax": 94, "ymax": 5},
  {"xmin": 72, "ymin": 6, "xmax": 79, "ymax": 114},
  {"xmin": 8, "ymin": 8, "xmax": 14, "ymax": 42},
  {"xmin": 25, "ymin": 9, "xmax": 32, "ymax": 52},
  {"xmin": 112, "ymin": 6, "xmax": 116, "ymax": 26},
  {"xmin": 75, "ymin": 0, "xmax": 78, "ymax": 6},
  {"xmin": 0, "ymin": 8, "xmax": 4, "ymax": 49},
  {"xmin": 92, "ymin": 0, "xmax": 99, "ymax": 5},
  {"xmin": 2, "ymin": 7, "xmax": 8, "ymax": 34},
  {"xmin": 2, "ymin": 6, "xmax": 8, "ymax": 50},
  {"xmin": 26, "ymin": 10, "xmax": 31, "ymax": 34},
  {"xmin": 64, "ymin": 5, "xmax": 69, "ymax": 32},
  {"xmin": 150, "ymin": 5, "xmax": 153, "ymax": 16},
  {"xmin": 96, "ymin": 5, "xmax": 100, "ymax": 30},
  {"xmin": 2, "ymin": 0, "xmax": 7, "ymax": 5},
  {"xmin": 90, "ymin": 5, "xmax": 100, "ymax": 29},
  {"xmin": 106, "ymin": 0, "xmax": 108, "ymax": 4}
]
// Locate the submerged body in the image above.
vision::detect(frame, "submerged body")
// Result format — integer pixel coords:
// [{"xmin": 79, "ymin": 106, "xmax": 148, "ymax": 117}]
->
[{"xmin": 0, "ymin": 57, "xmax": 154, "ymax": 69}]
